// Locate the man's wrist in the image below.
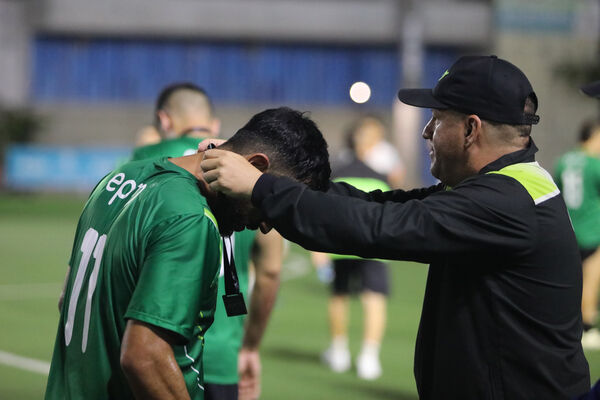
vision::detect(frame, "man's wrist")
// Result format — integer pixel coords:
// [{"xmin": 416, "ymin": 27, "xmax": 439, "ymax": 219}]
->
[{"xmin": 241, "ymin": 344, "xmax": 260, "ymax": 352}]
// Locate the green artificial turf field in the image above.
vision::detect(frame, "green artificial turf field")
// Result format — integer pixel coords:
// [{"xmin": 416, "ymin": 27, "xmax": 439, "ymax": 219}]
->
[{"xmin": 0, "ymin": 194, "xmax": 598, "ymax": 399}]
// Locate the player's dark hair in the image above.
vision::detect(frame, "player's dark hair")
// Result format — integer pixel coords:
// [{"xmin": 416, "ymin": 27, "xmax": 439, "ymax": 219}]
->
[
  {"xmin": 223, "ymin": 107, "xmax": 331, "ymax": 191},
  {"xmin": 153, "ymin": 82, "xmax": 213, "ymax": 129},
  {"xmin": 579, "ymin": 119, "xmax": 600, "ymax": 143}
]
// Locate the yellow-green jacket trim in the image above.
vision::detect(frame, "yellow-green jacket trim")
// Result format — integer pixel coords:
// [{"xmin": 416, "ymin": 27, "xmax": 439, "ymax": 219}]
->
[{"xmin": 487, "ymin": 161, "xmax": 560, "ymax": 205}]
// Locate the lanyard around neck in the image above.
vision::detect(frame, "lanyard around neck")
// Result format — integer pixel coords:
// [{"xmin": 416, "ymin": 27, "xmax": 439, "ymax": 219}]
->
[{"xmin": 221, "ymin": 235, "xmax": 247, "ymax": 316}]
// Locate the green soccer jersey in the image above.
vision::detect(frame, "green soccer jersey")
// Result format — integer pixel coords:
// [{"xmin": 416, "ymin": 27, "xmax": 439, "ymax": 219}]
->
[
  {"xmin": 132, "ymin": 136, "xmax": 258, "ymax": 385},
  {"xmin": 131, "ymin": 137, "xmax": 203, "ymax": 161},
  {"xmin": 45, "ymin": 158, "xmax": 221, "ymax": 400},
  {"xmin": 555, "ymin": 149, "xmax": 600, "ymax": 248},
  {"xmin": 202, "ymin": 229, "xmax": 256, "ymax": 384}
]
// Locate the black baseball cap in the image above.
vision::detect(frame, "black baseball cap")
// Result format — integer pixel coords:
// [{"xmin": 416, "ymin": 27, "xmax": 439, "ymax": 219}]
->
[
  {"xmin": 397, "ymin": 55, "xmax": 540, "ymax": 125},
  {"xmin": 581, "ymin": 81, "xmax": 600, "ymax": 98}
]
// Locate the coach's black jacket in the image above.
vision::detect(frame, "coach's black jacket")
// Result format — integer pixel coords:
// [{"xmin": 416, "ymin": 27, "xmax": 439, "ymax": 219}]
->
[{"xmin": 252, "ymin": 140, "xmax": 590, "ymax": 399}]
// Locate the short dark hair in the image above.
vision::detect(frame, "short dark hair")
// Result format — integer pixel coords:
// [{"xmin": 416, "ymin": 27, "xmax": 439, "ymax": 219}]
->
[
  {"xmin": 153, "ymin": 82, "xmax": 213, "ymax": 128},
  {"xmin": 515, "ymin": 95, "xmax": 537, "ymax": 137},
  {"xmin": 223, "ymin": 107, "xmax": 331, "ymax": 191},
  {"xmin": 579, "ymin": 119, "xmax": 600, "ymax": 143}
]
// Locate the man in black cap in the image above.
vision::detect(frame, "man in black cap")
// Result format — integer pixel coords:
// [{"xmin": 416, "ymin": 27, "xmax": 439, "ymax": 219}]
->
[{"xmin": 200, "ymin": 55, "xmax": 590, "ymax": 399}]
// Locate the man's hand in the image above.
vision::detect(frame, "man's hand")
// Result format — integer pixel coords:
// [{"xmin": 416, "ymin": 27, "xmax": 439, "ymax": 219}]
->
[
  {"xmin": 197, "ymin": 138, "xmax": 226, "ymax": 152},
  {"xmin": 200, "ymin": 149, "xmax": 262, "ymax": 198},
  {"xmin": 238, "ymin": 348, "xmax": 261, "ymax": 400}
]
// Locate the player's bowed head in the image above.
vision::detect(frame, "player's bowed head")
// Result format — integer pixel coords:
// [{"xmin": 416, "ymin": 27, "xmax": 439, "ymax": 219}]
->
[{"xmin": 196, "ymin": 107, "xmax": 331, "ymax": 234}]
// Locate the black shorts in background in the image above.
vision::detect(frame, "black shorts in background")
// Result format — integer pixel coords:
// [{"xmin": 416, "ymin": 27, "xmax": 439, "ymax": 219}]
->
[
  {"xmin": 580, "ymin": 247, "xmax": 598, "ymax": 262},
  {"xmin": 332, "ymin": 259, "xmax": 389, "ymax": 296},
  {"xmin": 204, "ymin": 383, "xmax": 238, "ymax": 400}
]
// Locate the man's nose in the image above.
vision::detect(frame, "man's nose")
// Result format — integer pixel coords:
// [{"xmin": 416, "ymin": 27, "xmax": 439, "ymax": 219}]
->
[{"xmin": 422, "ymin": 120, "xmax": 433, "ymax": 139}]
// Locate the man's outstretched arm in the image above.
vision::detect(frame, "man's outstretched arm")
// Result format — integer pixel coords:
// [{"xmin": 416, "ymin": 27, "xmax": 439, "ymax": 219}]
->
[
  {"xmin": 200, "ymin": 149, "xmax": 442, "ymax": 204},
  {"xmin": 121, "ymin": 320, "xmax": 191, "ymax": 400},
  {"xmin": 238, "ymin": 230, "xmax": 283, "ymax": 400}
]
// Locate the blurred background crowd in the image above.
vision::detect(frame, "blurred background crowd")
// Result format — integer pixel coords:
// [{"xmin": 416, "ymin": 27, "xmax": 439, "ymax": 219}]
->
[{"xmin": 1, "ymin": 0, "xmax": 598, "ymax": 192}]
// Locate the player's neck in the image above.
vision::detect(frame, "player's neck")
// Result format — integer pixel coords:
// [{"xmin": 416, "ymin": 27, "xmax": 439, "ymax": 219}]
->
[
  {"xmin": 169, "ymin": 153, "xmax": 212, "ymax": 195},
  {"xmin": 169, "ymin": 153, "xmax": 235, "ymax": 236}
]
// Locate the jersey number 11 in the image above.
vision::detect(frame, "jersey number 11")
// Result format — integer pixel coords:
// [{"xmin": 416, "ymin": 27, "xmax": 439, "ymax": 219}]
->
[{"xmin": 64, "ymin": 227, "xmax": 107, "ymax": 353}]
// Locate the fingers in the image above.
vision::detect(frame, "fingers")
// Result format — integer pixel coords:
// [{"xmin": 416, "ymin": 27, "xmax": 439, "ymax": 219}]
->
[
  {"xmin": 199, "ymin": 150, "xmax": 237, "ymax": 174},
  {"xmin": 198, "ymin": 148, "xmax": 259, "ymax": 198},
  {"xmin": 202, "ymin": 170, "xmax": 219, "ymax": 186},
  {"xmin": 199, "ymin": 153, "xmax": 225, "ymax": 187},
  {"xmin": 238, "ymin": 376, "xmax": 258, "ymax": 400},
  {"xmin": 201, "ymin": 148, "xmax": 228, "ymax": 158},
  {"xmin": 197, "ymin": 138, "xmax": 226, "ymax": 152},
  {"xmin": 199, "ymin": 152, "xmax": 227, "ymax": 191},
  {"xmin": 199, "ymin": 156, "xmax": 220, "ymax": 173}
]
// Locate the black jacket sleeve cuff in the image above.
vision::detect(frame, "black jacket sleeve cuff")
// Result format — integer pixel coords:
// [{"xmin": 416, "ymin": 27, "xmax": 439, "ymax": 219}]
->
[{"xmin": 251, "ymin": 173, "xmax": 279, "ymax": 207}]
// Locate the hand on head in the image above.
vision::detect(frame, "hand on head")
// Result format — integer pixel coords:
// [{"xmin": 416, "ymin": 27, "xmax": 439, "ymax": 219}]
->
[{"xmin": 200, "ymin": 149, "xmax": 262, "ymax": 198}]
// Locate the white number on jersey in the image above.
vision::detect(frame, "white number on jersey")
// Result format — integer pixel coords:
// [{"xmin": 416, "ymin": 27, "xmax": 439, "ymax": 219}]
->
[
  {"xmin": 64, "ymin": 227, "xmax": 107, "ymax": 352},
  {"xmin": 562, "ymin": 169, "xmax": 583, "ymax": 209}
]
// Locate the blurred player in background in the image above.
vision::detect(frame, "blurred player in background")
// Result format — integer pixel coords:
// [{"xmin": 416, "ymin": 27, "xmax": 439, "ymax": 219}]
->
[
  {"xmin": 556, "ymin": 80, "xmax": 600, "ymax": 350},
  {"xmin": 335, "ymin": 116, "xmax": 405, "ymax": 189},
  {"xmin": 45, "ymin": 107, "xmax": 331, "ymax": 400},
  {"xmin": 131, "ymin": 82, "xmax": 221, "ymax": 160},
  {"xmin": 315, "ymin": 116, "xmax": 392, "ymax": 380},
  {"xmin": 555, "ymin": 120, "xmax": 600, "ymax": 348},
  {"xmin": 131, "ymin": 82, "xmax": 284, "ymax": 400}
]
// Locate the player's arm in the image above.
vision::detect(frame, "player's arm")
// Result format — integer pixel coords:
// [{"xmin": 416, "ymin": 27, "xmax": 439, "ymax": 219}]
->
[
  {"xmin": 238, "ymin": 230, "xmax": 283, "ymax": 400},
  {"xmin": 124, "ymin": 212, "xmax": 220, "ymax": 399},
  {"xmin": 58, "ymin": 265, "xmax": 71, "ymax": 311},
  {"xmin": 120, "ymin": 319, "xmax": 190, "ymax": 400}
]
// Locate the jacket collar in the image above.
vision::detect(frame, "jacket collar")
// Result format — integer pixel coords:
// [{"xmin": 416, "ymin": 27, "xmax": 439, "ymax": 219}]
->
[{"xmin": 478, "ymin": 138, "xmax": 538, "ymax": 174}]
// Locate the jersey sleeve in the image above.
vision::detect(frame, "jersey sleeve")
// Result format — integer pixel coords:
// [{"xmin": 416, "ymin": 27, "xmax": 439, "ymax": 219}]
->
[{"xmin": 125, "ymin": 213, "xmax": 221, "ymax": 341}]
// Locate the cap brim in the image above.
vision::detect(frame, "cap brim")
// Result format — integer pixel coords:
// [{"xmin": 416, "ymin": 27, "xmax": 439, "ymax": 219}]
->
[
  {"xmin": 581, "ymin": 81, "xmax": 600, "ymax": 99},
  {"xmin": 397, "ymin": 88, "xmax": 448, "ymax": 109}
]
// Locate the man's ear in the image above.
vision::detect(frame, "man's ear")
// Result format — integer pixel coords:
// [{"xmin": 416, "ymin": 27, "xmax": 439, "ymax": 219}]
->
[
  {"xmin": 157, "ymin": 110, "xmax": 172, "ymax": 134},
  {"xmin": 246, "ymin": 153, "xmax": 270, "ymax": 172},
  {"xmin": 464, "ymin": 115, "xmax": 482, "ymax": 148}
]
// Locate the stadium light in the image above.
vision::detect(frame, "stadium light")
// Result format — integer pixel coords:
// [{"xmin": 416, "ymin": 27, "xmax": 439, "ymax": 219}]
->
[{"xmin": 349, "ymin": 81, "xmax": 371, "ymax": 104}]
